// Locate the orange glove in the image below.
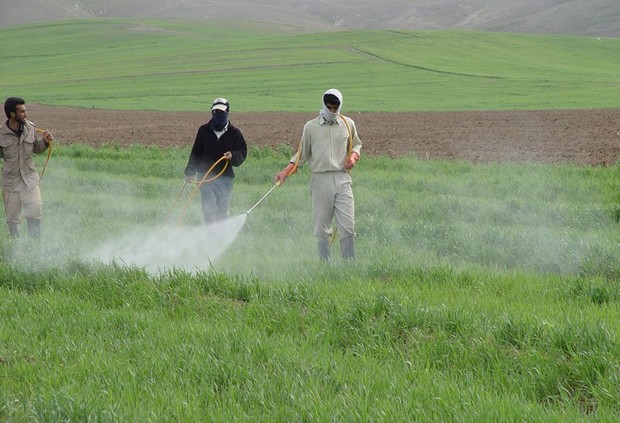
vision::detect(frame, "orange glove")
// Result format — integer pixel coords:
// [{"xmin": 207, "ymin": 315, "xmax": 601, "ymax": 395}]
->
[
  {"xmin": 275, "ymin": 162, "xmax": 296, "ymax": 185},
  {"xmin": 344, "ymin": 152, "xmax": 360, "ymax": 170}
]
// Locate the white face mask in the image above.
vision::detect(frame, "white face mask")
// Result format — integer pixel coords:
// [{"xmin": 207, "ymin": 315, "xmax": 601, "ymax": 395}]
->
[{"xmin": 320, "ymin": 106, "xmax": 339, "ymax": 124}]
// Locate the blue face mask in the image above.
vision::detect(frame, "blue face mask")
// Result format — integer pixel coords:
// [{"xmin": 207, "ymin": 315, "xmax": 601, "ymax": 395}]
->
[{"xmin": 211, "ymin": 111, "xmax": 229, "ymax": 131}]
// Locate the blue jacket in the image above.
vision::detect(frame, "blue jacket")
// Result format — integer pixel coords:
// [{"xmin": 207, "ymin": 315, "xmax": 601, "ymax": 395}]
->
[{"xmin": 185, "ymin": 120, "xmax": 247, "ymax": 179}]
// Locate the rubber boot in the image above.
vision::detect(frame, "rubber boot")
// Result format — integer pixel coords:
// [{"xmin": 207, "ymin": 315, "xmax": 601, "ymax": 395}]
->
[
  {"xmin": 317, "ymin": 238, "xmax": 331, "ymax": 262},
  {"xmin": 7, "ymin": 222, "xmax": 20, "ymax": 238},
  {"xmin": 27, "ymin": 218, "xmax": 41, "ymax": 238},
  {"xmin": 340, "ymin": 236, "xmax": 355, "ymax": 260}
]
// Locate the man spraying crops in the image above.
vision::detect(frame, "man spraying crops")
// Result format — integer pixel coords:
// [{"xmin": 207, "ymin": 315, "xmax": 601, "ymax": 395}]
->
[
  {"xmin": 0, "ymin": 97, "xmax": 52, "ymax": 238},
  {"xmin": 185, "ymin": 97, "xmax": 247, "ymax": 224},
  {"xmin": 275, "ymin": 88, "xmax": 362, "ymax": 261}
]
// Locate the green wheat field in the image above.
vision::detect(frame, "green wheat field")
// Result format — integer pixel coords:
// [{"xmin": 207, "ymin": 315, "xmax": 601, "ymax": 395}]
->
[{"xmin": 1, "ymin": 19, "xmax": 619, "ymax": 421}]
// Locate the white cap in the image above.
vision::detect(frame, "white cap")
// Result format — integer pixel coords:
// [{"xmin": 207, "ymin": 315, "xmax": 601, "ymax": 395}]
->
[{"xmin": 211, "ymin": 97, "xmax": 229, "ymax": 112}]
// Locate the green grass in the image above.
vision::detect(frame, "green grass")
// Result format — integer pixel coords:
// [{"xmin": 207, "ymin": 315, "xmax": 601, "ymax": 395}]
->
[
  {"xmin": 0, "ymin": 19, "xmax": 619, "ymax": 111},
  {"xmin": 1, "ymin": 17, "xmax": 619, "ymax": 421},
  {"xmin": 1, "ymin": 145, "xmax": 619, "ymax": 421}
]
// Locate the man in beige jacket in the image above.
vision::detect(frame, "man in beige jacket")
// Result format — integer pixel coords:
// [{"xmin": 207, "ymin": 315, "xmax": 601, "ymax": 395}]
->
[
  {"xmin": 275, "ymin": 89, "xmax": 362, "ymax": 261},
  {"xmin": 0, "ymin": 97, "xmax": 52, "ymax": 237}
]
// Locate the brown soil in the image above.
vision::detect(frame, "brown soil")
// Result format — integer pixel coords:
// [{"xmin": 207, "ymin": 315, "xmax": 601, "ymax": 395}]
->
[{"xmin": 29, "ymin": 105, "xmax": 620, "ymax": 166}]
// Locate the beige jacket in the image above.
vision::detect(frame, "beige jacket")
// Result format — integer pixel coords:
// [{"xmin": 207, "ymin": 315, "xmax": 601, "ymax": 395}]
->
[
  {"xmin": 291, "ymin": 114, "xmax": 362, "ymax": 173},
  {"xmin": 0, "ymin": 120, "xmax": 48, "ymax": 191}
]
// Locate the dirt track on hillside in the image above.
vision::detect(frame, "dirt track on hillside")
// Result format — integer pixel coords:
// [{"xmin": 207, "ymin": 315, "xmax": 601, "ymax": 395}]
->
[{"xmin": 28, "ymin": 105, "xmax": 620, "ymax": 166}]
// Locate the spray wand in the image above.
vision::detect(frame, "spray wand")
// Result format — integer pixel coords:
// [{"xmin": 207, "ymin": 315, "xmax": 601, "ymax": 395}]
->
[{"xmin": 245, "ymin": 182, "xmax": 279, "ymax": 215}]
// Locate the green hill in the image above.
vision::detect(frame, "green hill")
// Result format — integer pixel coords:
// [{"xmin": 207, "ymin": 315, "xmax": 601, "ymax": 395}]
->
[{"xmin": 1, "ymin": 20, "xmax": 618, "ymax": 112}]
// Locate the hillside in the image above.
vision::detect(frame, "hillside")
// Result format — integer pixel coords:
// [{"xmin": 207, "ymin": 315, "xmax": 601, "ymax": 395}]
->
[{"xmin": 3, "ymin": 0, "xmax": 619, "ymax": 37}]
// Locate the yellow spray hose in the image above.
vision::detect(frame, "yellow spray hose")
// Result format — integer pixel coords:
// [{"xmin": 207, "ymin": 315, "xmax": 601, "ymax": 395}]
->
[
  {"xmin": 158, "ymin": 181, "xmax": 190, "ymax": 230},
  {"xmin": 174, "ymin": 155, "xmax": 229, "ymax": 226},
  {"xmin": 35, "ymin": 127, "xmax": 53, "ymax": 181},
  {"xmin": 339, "ymin": 113, "xmax": 354, "ymax": 160},
  {"xmin": 329, "ymin": 114, "xmax": 353, "ymax": 245}
]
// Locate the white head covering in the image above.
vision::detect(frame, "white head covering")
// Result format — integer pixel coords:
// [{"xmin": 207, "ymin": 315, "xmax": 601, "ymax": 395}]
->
[{"xmin": 319, "ymin": 88, "xmax": 343, "ymax": 124}]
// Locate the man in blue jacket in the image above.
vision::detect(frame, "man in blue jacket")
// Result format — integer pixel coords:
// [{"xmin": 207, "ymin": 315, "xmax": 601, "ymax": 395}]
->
[{"xmin": 185, "ymin": 98, "xmax": 247, "ymax": 224}]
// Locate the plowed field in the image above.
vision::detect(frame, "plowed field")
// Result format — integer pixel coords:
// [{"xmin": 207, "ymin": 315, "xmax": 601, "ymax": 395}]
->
[{"xmin": 29, "ymin": 105, "xmax": 620, "ymax": 166}]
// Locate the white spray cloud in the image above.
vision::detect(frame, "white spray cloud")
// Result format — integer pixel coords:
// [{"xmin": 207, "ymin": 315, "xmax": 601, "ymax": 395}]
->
[{"xmin": 85, "ymin": 214, "xmax": 248, "ymax": 274}]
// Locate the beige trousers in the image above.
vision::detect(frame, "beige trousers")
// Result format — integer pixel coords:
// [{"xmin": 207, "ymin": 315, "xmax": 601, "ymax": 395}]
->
[
  {"xmin": 3, "ymin": 186, "xmax": 43, "ymax": 224},
  {"xmin": 310, "ymin": 171, "xmax": 355, "ymax": 243}
]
